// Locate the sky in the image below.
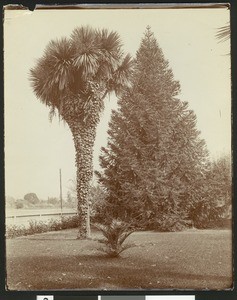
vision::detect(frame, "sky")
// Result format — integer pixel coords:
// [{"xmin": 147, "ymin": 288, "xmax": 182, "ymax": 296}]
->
[{"xmin": 4, "ymin": 7, "xmax": 231, "ymax": 200}]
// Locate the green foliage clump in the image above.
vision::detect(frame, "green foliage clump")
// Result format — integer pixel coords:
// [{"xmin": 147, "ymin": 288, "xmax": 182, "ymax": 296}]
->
[{"xmin": 94, "ymin": 219, "xmax": 135, "ymax": 257}]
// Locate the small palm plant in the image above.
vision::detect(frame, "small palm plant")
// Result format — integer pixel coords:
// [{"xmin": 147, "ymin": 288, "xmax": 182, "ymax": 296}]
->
[{"xmin": 94, "ymin": 219, "xmax": 135, "ymax": 257}]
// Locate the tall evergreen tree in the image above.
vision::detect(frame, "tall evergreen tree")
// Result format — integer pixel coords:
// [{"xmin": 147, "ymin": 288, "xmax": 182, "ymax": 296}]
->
[{"xmin": 96, "ymin": 27, "xmax": 210, "ymax": 230}]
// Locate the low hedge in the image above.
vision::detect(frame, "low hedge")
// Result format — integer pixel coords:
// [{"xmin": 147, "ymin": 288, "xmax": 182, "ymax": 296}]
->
[{"xmin": 6, "ymin": 215, "xmax": 79, "ymax": 239}]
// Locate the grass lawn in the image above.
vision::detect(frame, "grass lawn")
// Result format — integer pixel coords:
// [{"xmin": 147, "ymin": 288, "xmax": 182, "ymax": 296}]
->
[{"xmin": 6, "ymin": 228, "xmax": 232, "ymax": 290}]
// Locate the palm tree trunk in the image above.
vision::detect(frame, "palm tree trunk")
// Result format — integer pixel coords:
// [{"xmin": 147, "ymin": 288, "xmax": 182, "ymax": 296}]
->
[{"xmin": 69, "ymin": 121, "xmax": 97, "ymax": 239}]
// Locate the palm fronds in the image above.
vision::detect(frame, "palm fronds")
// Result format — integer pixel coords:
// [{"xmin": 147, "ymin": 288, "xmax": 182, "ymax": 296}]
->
[
  {"xmin": 105, "ymin": 54, "xmax": 134, "ymax": 97},
  {"xmin": 94, "ymin": 219, "xmax": 135, "ymax": 257},
  {"xmin": 30, "ymin": 26, "xmax": 133, "ymax": 123},
  {"xmin": 71, "ymin": 26, "xmax": 100, "ymax": 79},
  {"xmin": 98, "ymin": 29, "xmax": 122, "ymax": 67},
  {"xmin": 29, "ymin": 37, "xmax": 74, "ymax": 109},
  {"xmin": 216, "ymin": 23, "xmax": 230, "ymax": 43}
]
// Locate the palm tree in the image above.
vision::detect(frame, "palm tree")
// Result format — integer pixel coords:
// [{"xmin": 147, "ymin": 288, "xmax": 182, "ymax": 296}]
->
[{"xmin": 30, "ymin": 26, "xmax": 132, "ymax": 239}]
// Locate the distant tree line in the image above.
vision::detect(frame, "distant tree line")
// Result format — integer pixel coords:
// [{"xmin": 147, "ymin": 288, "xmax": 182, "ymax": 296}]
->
[{"xmin": 6, "ymin": 192, "xmax": 75, "ymax": 209}]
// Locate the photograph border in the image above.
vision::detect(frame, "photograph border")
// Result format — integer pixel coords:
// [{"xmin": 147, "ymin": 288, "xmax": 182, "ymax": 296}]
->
[{"xmin": 1, "ymin": 1, "xmax": 236, "ymax": 299}]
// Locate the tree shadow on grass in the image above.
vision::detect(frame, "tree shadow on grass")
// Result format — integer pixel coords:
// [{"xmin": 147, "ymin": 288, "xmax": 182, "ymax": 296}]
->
[{"xmin": 6, "ymin": 253, "xmax": 233, "ymax": 290}]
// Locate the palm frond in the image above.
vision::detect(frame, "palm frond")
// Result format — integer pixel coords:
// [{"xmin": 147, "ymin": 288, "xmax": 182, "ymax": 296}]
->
[
  {"xmin": 29, "ymin": 37, "xmax": 74, "ymax": 108},
  {"xmin": 49, "ymin": 106, "xmax": 57, "ymax": 122},
  {"xmin": 216, "ymin": 24, "xmax": 230, "ymax": 43},
  {"xmin": 118, "ymin": 230, "xmax": 134, "ymax": 245},
  {"xmin": 112, "ymin": 54, "xmax": 134, "ymax": 95},
  {"xmin": 95, "ymin": 62, "xmax": 113, "ymax": 82},
  {"xmin": 30, "ymin": 26, "xmax": 132, "ymax": 124},
  {"xmin": 94, "ymin": 219, "xmax": 135, "ymax": 257},
  {"xmin": 97, "ymin": 29, "xmax": 122, "ymax": 67},
  {"xmin": 98, "ymin": 29, "xmax": 122, "ymax": 53},
  {"xmin": 71, "ymin": 26, "xmax": 100, "ymax": 78}
]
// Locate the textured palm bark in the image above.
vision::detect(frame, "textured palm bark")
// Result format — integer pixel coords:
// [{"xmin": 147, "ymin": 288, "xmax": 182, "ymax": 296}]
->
[
  {"xmin": 69, "ymin": 121, "xmax": 97, "ymax": 239},
  {"xmin": 65, "ymin": 94, "xmax": 103, "ymax": 239}
]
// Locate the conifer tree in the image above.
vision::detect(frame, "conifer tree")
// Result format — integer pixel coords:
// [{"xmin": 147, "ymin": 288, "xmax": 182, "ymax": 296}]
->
[{"xmin": 96, "ymin": 27, "xmax": 210, "ymax": 230}]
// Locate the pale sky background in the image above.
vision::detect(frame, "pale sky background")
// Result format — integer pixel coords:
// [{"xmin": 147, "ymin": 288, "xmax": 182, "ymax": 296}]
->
[{"xmin": 4, "ymin": 8, "xmax": 231, "ymax": 200}]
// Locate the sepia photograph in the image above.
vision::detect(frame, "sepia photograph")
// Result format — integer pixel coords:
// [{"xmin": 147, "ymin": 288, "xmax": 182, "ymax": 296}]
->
[{"xmin": 4, "ymin": 4, "xmax": 232, "ymax": 290}]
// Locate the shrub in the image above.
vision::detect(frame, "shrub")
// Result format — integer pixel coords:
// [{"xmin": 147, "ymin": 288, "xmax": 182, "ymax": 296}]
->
[
  {"xmin": 6, "ymin": 215, "xmax": 79, "ymax": 238},
  {"xmin": 191, "ymin": 201, "xmax": 226, "ymax": 229},
  {"xmin": 94, "ymin": 219, "xmax": 135, "ymax": 257},
  {"xmin": 48, "ymin": 218, "xmax": 62, "ymax": 231},
  {"xmin": 28, "ymin": 220, "xmax": 49, "ymax": 234},
  {"xmin": 6, "ymin": 224, "xmax": 27, "ymax": 238},
  {"xmin": 60, "ymin": 215, "xmax": 79, "ymax": 229}
]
